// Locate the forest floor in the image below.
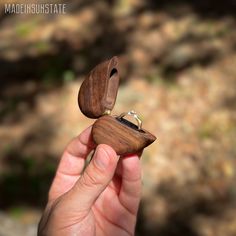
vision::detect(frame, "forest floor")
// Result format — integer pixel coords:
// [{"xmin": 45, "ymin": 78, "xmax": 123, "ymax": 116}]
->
[{"xmin": 0, "ymin": 1, "xmax": 236, "ymax": 235}]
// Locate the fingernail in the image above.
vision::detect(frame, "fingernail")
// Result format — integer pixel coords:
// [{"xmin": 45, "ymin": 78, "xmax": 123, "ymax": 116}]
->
[{"xmin": 94, "ymin": 146, "xmax": 110, "ymax": 170}]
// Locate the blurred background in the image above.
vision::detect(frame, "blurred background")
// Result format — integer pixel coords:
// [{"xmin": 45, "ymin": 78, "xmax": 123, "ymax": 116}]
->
[{"xmin": 0, "ymin": 0, "xmax": 236, "ymax": 235}]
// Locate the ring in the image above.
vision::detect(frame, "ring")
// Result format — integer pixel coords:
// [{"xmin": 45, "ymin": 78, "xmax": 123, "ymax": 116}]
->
[{"xmin": 117, "ymin": 110, "xmax": 142, "ymax": 130}]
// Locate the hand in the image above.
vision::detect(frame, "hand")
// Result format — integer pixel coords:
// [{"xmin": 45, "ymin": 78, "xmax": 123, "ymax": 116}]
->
[{"xmin": 38, "ymin": 126, "xmax": 142, "ymax": 236}]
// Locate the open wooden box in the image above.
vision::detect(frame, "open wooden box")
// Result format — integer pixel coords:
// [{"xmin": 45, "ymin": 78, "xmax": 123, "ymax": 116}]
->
[{"xmin": 78, "ymin": 56, "xmax": 156, "ymax": 155}]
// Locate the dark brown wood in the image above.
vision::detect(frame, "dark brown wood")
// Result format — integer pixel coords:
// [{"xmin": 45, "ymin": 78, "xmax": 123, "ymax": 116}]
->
[
  {"xmin": 92, "ymin": 115, "xmax": 156, "ymax": 155},
  {"xmin": 78, "ymin": 56, "xmax": 156, "ymax": 155},
  {"xmin": 78, "ymin": 57, "xmax": 120, "ymax": 118}
]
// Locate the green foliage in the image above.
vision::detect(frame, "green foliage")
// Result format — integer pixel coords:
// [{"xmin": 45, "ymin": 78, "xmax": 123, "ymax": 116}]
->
[
  {"xmin": 63, "ymin": 70, "xmax": 75, "ymax": 83},
  {"xmin": 0, "ymin": 98, "xmax": 19, "ymax": 119},
  {"xmin": 199, "ymin": 122, "xmax": 216, "ymax": 139},
  {"xmin": 34, "ymin": 41, "xmax": 50, "ymax": 53},
  {"xmin": 146, "ymin": 74, "xmax": 160, "ymax": 84},
  {"xmin": 15, "ymin": 20, "xmax": 38, "ymax": 38},
  {"xmin": 8, "ymin": 206, "xmax": 26, "ymax": 219}
]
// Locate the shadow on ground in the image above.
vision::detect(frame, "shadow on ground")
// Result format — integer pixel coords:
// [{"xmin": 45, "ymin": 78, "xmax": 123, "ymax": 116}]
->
[{"xmin": 137, "ymin": 181, "xmax": 235, "ymax": 236}]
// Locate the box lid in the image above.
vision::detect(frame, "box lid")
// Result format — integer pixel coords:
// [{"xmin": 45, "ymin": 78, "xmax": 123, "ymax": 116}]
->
[{"xmin": 78, "ymin": 56, "xmax": 120, "ymax": 118}]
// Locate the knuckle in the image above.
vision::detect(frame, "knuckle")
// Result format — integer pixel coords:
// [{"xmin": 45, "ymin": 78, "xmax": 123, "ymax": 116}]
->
[{"xmin": 80, "ymin": 170, "xmax": 104, "ymax": 189}]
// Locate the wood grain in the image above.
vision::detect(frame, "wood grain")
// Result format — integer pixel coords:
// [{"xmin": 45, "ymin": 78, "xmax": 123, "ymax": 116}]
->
[
  {"xmin": 78, "ymin": 56, "xmax": 156, "ymax": 155},
  {"xmin": 78, "ymin": 56, "xmax": 120, "ymax": 118},
  {"xmin": 92, "ymin": 115, "xmax": 156, "ymax": 155}
]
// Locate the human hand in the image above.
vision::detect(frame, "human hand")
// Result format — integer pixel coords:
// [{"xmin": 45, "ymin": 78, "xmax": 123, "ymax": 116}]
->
[{"xmin": 38, "ymin": 126, "xmax": 142, "ymax": 236}]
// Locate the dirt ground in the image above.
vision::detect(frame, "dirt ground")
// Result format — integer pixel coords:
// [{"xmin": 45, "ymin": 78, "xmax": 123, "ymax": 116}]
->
[{"xmin": 0, "ymin": 1, "xmax": 236, "ymax": 235}]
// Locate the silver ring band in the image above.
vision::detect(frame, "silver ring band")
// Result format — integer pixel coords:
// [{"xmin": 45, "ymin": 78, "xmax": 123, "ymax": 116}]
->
[{"xmin": 117, "ymin": 110, "xmax": 142, "ymax": 130}]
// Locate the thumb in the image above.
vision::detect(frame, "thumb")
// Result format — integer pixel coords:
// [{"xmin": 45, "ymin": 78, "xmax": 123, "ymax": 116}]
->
[{"xmin": 68, "ymin": 144, "xmax": 119, "ymax": 210}]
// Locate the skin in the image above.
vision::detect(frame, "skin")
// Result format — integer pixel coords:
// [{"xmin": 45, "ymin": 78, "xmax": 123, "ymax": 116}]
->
[{"xmin": 38, "ymin": 126, "xmax": 142, "ymax": 236}]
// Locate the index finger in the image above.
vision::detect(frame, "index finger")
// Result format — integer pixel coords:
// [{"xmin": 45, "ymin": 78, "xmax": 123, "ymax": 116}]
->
[{"xmin": 49, "ymin": 125, "xmax": 95, "ymax": 202}]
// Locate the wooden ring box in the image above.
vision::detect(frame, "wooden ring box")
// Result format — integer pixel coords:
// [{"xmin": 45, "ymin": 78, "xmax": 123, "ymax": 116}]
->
[{"xmin": 78, "ymin": 56, "xmax": 156, "ymax": 155}]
